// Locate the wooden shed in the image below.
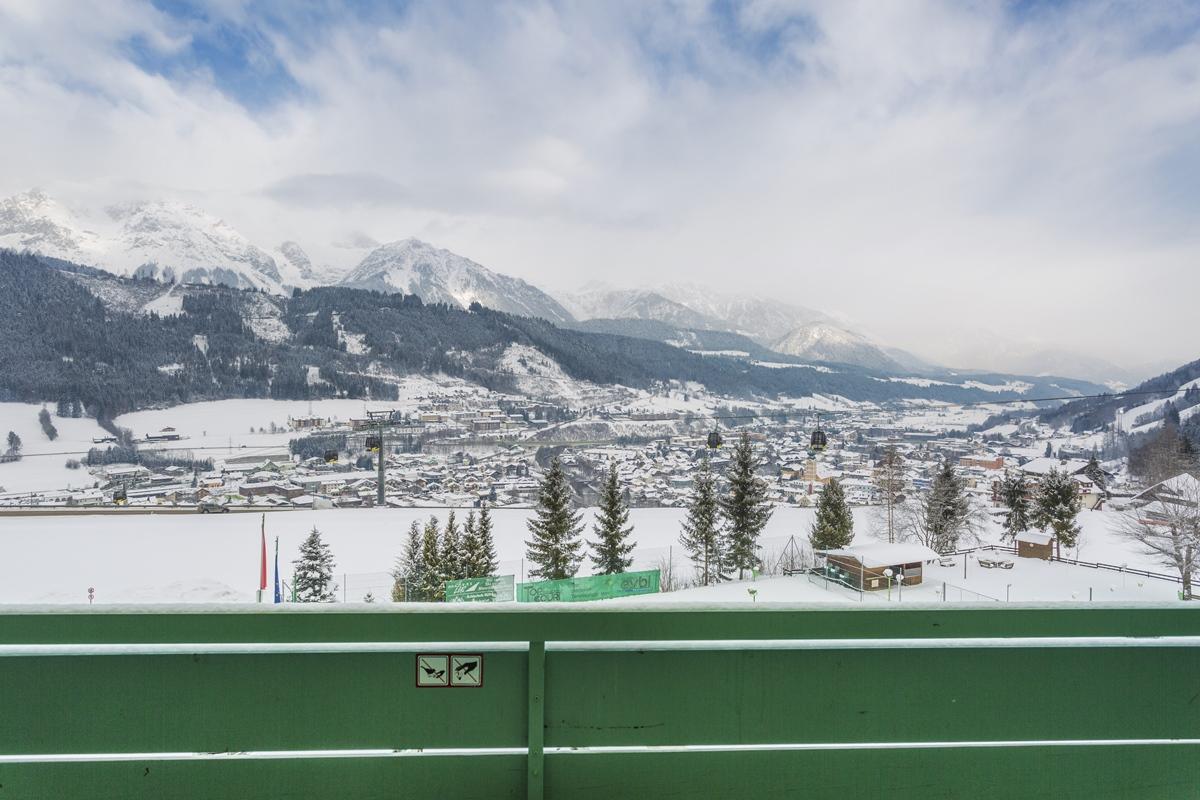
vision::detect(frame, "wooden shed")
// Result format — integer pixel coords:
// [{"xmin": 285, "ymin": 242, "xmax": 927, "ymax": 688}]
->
[
  {"xmin": 1015, "ymin": 530, "xmax": 1053, "ymax": 560},
  {"xmin": 815, "ymin": 543, "xmax": 940, "ymax": 591}
]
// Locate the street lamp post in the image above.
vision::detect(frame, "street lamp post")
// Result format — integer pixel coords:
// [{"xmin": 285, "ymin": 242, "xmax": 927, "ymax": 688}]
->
[{"xmin": 883, "ymin": 568, "xmax": 894, "ymax": 602}]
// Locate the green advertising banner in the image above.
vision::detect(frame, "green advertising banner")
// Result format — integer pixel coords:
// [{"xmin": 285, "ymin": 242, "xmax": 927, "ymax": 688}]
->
[
  {"xmin": 517, "ymin": 569, "xmax": 660, "ymax": 603},
  {"xmin": 444, "ymin": 574, "xmax": 516, "ymax": 603}
]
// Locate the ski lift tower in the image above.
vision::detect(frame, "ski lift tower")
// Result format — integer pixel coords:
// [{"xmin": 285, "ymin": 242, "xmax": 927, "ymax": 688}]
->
[{"xmin": 365, "ymin": 410, "xmax": 398, "ymax": 507}]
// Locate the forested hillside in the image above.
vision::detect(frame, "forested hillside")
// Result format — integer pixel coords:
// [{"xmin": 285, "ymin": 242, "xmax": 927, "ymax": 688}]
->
[{"xmin": 0, "ymin": 251, "xmax": 1104, "ymax": 420}]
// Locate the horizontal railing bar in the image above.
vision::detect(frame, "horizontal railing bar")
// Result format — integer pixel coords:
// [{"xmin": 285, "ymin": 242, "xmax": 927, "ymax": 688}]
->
[
  {"xmin": 2, "ymin": 636, "xmax": 1198, "ymax": 657},
  {"xmin": 548, "ymin": 636, "xmax": 1200, "ymax": 651},
  {"xmin": 0, "ymin": 642, "xmax": 530, "ymax": 657},
  {"xmin": 6, "ymin": 739, "xmax": 1200, "ymax": 764}
]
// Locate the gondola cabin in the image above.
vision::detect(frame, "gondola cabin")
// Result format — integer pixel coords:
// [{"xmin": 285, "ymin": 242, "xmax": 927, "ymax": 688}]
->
[
  {"xmin": 113, "ymin": 486, "xmax": 127, "ymax": 506},
  {"xmin": 809, "ymin": 428, "xmax": 828, "ymax": 453},
  {"xmin": 707, "ymin": 429, "xmax": 723, "ymax": 449},
  {"xmin": 323, "ymin": 450, "xmax": 339, "ymax": 464},
  {"xmin": 365, "ymin": 435, "xmax": 381, "ymax": 453}
]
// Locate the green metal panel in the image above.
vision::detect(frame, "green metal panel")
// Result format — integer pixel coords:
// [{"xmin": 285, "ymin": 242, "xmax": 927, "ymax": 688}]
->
[
  {"xmin": 0, "ymin": 605, "xmax": 1197, "ymax": 799},
  {"xmin": 0, "ymin": 651, "xmax": 528, "ymax": 755},
  {"xmin": 544, "ymin": 647, "xmax": 1199, "ymax": 747},
  {"xmin": 545, "ymin": 745, "xmax": 1200, "ymax": 799},
  {"xmin": 0, "ymin": 755, "xmax": 528, "ymax": 800},
  {"xmin": 3, "ymin": 604, "xmax": 1198, "ymax": 645}
]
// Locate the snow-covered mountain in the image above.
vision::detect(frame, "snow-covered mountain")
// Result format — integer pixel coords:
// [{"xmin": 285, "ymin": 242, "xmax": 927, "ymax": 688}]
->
[
  {"xmin": 656, "ymin": 284, "xmax": 831, "ymax": 344},
  {"xmin": 771, "ymin": 322, "xmax": 902, "ymax": 372},
  {"xmin": 560, "ymin": 287, "xmax": 721, "ymax": 330},
  {"xmin": 338, "ymin": 238, "xmax": 574, "ymax": 324},
  {"xmin": 0, "ymin": 190, "xmax": 291, "ymax": 293},
  {"xmin": 0, "ymin": 190, "xmax": 106, "ymax": 265}
]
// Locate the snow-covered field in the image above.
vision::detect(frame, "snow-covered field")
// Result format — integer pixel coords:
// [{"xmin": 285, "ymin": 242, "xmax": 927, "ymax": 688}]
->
[
  {"xmin": 0, "ymin": 403, "xmax": 110, "ymax": 493},
  {"xmin": 0, "ymin": 506, "xmax": 1182, "ymax": 605}
]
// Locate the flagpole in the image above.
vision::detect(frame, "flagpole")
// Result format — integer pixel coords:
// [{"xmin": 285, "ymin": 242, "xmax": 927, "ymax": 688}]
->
[
  {"xmin": 257, "ymin": 514, "xmax": 267, "ymax": 603},
  {"xmin": 273, "ymin": 535, "xmax": 281, "ymax": 604}
]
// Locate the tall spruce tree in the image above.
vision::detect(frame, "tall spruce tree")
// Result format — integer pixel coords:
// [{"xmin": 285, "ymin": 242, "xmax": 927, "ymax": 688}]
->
[
  {"xmin": 810, "ymin": 478, "xmax": 854, "ymax": 551},
  {"xmin": 393, "ymin": 519, "xmax": 423, "ymax": 601},
  {"xmin": 1082, "ymin": 454, "xmax": 1107, "ymax": 494},
  {"xmin": 1034, "ymin": 468, "xmax": 1082, "ymax": 557},
  {"xmin": 441, "ymin": 510, "xmax": 464, "ymax": 583},
  {"xmin": 292, "ymin": 526, "xmax": 337, "ymax": 602},
  {"xmin": 719, "ymin": 432, "xmax": 774, "ymax": 578},
  {"xmin": 418, "ymin": 516, "xmax": 444, "ymax": 600},
  {"xmin": 591, "ymin": 463, "xmax": 635, "ymax": 574},
  {"xmin": 460, "ymin": 510, "xmax": 482, "ymax": 578},
  {"xmin": 679, "ymin": 456, "xmax": 724, "ymax": 586},
  {"xmin": 525, "ymin": 458, "xmax": 585, "ymax": 580},
  {"xmin": 999, "ymin": 471, "xmax": 1031, "ymax": 541},
  {"xmin": 476, "ymin": 504, "xmax": 499, "ymax": 577}
]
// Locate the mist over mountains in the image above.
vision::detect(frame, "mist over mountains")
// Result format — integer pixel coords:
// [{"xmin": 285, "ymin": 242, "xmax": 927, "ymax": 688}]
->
[{"xmin": 0, "ymin": 189, "xmax": 1152, "ymax": 384}]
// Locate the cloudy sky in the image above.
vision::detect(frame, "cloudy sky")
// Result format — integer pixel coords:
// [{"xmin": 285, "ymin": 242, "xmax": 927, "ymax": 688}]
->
[{"xmin": 1, "ymin": 0, "xmax": 1198, "ymax": 372}]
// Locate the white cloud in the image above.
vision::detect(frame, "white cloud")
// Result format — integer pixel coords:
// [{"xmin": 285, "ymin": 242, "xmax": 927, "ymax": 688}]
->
[{"xmin": 0, "ymin": 0, "xmax": 1198, "ymax": 371}]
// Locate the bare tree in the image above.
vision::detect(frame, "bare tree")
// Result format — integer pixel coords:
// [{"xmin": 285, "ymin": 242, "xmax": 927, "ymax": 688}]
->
[
  {"xmin": 874, "ymin": 445, "xmax": 905, "ymax": 543},
  {"xmin": 896, "ymin": 491, "xmax": 987, "ymax": 552},
  {"xmin": 1116, "ymin": 475, "xmax": 1199, "ymax": 596}
]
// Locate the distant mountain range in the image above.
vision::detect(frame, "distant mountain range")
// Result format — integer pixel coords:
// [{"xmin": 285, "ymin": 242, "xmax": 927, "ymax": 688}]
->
[
  {"xmin": 338, "ymin": 238, "xmax": 573, "ymax": 325},
  {"xmin": 0, "ymin": 188, "xmax": 1147, "ymax": 383},
  {"xmin": 0, "ymin": 251, "xmax": 1109, "ymax": 420}
]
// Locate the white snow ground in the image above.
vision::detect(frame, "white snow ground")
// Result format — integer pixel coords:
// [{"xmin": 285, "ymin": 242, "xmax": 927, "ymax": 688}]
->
[{"xmin": 0, "ymin": 507, "xmax": 1184, "ymax": 605}]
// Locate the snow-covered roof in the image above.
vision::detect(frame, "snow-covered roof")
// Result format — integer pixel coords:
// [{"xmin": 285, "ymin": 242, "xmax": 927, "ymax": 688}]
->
[
  {"xmin": 1015, "ymin": 530, "xmax": 1052, "ymax": 546},
  {"xmin": 817, "ymin": 542, "xmax": 940, "ymax": 567},
  {"xmin": 1019, "ymin": 457, "xmax": 1090, "ymax": 476},
  {"xmin": 1133, "ymin": 473, "xmax": 1200, "ymax": 503}
]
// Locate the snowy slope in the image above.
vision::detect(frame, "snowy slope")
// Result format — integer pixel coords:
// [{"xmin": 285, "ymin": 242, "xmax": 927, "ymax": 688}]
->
[
  {"xmin": 560, "ymin": 287, "xmax": 722, "ymax": 330},
  {"xmin": 0, "ymin": 190, "xmax": 289, "ymax": 293},
  {"xmin": 339, "ymin": 238, "xmax": 574, "ymax": 324},
  {"xmin": 0, "ymin": 190, "xmax": 107, "ymax": 264},
  {"xmin": 0, "ymin": 507, "xmax": 1182, "ymax": 604},
  {"xmin": 772, "ymin": 323, "xmax": 901, "ymax": 371},
  {"xmin": 656, "ymin": 284, "xmax": 831, "ymax": 344},
  {"xmin": 105, "ymin": 200, "xmax": 283, "ymax": 291}
]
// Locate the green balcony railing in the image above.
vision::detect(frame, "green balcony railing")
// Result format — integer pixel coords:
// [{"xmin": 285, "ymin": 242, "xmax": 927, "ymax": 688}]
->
[{"xmin": 0, "ymin": 603, "xmax": 1197, "ymax": 799}]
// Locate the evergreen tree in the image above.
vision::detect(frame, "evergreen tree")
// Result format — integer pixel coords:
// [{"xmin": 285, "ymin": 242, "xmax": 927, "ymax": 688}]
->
[
  {"xmin": 393, "ymin": 519, "xmax": 423, "ymax": 601},
  {"xmin": 1164, "ymin": 401, "xmax": 1181, "ymax": 428},
  {"xmin": 999, "ymin": 471, "xmax": 1031, "ymax": 541},
  {"xmin": 1034, "ymin": 468, "xmax": 1082, "ymax": 557},
  {"xmin": 292, "ymin": 526, "xmax": 337, "ymax": 602},
  {"xmin": 924, "ymin": 461, "xmax": 972, "ymax": 552},
  {"xmin": 719, "ymin": 432, "xmax": 774, "ymax": 578},
  {"xmin": 1082, "ymin": 454, "xmax": 1107, "ymax": 493},
  {"xmin": 441, "ymin": 510, "xmax": 464, "ymax": 583},
  {"xmin": 5, "ymin": 431, "xmax": 21, "ymax": 456},
  {"xmin": 38, "ymin": 407, "xmax": 57, "ymax": 441},
  {"xmin": 362, "ymin": 591, "xmax": 376, "ymax": 603},
  {"xmin": 591, "ymin": 463, "xmax": 635, "ymax": 574},
  {"xmin": 418, "ymin": 516, "xmax": 444, "ymax": 600},
  {"xmin": 524, "ymin": 458, "xmax": 585, "ymax": 580},
  {"xmin": 679, "ymin": 456, "xmax": 725, "ymax": 586},
  {"xmin": 475, "ymin": 504, "xmax": 499, "ymax": 577},
  {"xmin": 1044, "ymin": 441, "xmax": 1053, "ymax": 458},
  {"xmin": 460, "ymin": 510, "xmax": 482, "ymax": 578},
  {"xmin": 810, "ymin": 478, "xmax": 853, "ymax": 551}
]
